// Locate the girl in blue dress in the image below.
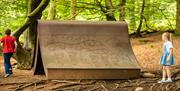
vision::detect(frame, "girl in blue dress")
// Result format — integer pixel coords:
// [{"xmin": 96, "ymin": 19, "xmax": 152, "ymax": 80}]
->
[{"xmin": 158, "ymin": 32, "xmax": 174, "ymax": 83}]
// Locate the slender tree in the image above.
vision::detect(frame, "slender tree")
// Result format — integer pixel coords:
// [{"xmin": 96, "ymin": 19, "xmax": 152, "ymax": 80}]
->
[
  {"xmin": 105, "ymin": 0, "xmax": 116, "ymax": 21},
  {"xmin": 119, "ymin": 0, "xmax": 126, "ymax": 21},
  {"xmin": 95, "ymin": 0, "xmax": 116, "ymax": 21},
  {"xmin": 128, "ymin": 0, "xmax": 136, "ymax": 32},
  {"xmin": 176, "ymin": 0, "xmax": 180, "ymax": 35},
  {"xmin": 136, "ymin": 0, "xmax": 145, "ymax": 37},
  {"xmin": 47, "ymin": 0, "xmax": 56, "ymax": 20},
  {"xmin": 70, "ymin": 0, "xmax": 76, "ymax": 20}
]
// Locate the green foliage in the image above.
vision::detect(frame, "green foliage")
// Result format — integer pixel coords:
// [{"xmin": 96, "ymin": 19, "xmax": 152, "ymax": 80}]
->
[
  {"xmin": 0, "ymin": 0, "xmax": 177, "ymax": 37},
  {"xmin": 0, "ymin": 0, "xmax": 26, "ymax": 36}
]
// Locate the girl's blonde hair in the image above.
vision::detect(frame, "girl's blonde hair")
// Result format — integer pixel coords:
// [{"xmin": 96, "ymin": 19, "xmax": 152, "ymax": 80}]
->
[{"xmin": 162, "ymin": 32, "xmax": 173, "ymax": 42}]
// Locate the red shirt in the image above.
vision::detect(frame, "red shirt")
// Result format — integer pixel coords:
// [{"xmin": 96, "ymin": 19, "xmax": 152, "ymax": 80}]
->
[{"xmin": 1, "ymin": 35, "xmax": 16, "ymax": 53}]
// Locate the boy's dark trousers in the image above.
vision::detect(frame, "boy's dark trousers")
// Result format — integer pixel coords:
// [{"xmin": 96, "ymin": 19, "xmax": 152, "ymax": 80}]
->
[{"xmin": 3, "ymin": 53, "xmax": 13, "ymax": 75}]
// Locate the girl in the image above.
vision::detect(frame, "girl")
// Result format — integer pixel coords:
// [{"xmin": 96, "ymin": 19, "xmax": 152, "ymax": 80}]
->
[{"xmin": 158, "ymin": 32, "xmax": 174, "ymax": 83}]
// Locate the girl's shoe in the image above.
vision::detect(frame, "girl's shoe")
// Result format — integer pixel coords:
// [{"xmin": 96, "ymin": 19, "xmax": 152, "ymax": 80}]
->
[
  {"xmin": 4, "ymin": 74, "xmax": 10, "ymax": 78},
  {"xmin": 165, "ymin": 79, "xmax": 173, "ymax": 83},
  {"xmin": 158, "ymin": 80, "xmax": 166, "ymax": 83}
]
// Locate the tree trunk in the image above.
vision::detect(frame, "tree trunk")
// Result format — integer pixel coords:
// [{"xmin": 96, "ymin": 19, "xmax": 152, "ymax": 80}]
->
[
  {"xmin": 47, "ymin": 0, "xmax": 56, "ymax": 20},
  {"xmin": 136, "ymin": 0, "xmax": 145, "ymax": 37},
  {"xmin": 24, "ymin": 0, "xmax": 41, "ymax": 49},
  {"xmin": 105, "ymin": 0, "xmax": 116, "ymax": 21},
  {"xmin": 12, "ymin": 0, "xmax": 50, "ymax": 69},
  {"xmin": 23, "ymin": 0, "xmax": 32, "ymax": 49},
  {"xmin": 70, "ymin": 0, "xmax": 76, "ymax": 20},
  {"xmin": 18, "ymin": 0, "xmax": 42, "ymax": 69},
  {"xmin": 28, "ymin": 0, "xmax": 42, "ymax": 48},
  {"xmin": 119, "ymin": 0, "xmax": 126, "ymax": 21},
  {"xmin": 176, "ymin": 0, "xmax": 180, "ymax": 35}
]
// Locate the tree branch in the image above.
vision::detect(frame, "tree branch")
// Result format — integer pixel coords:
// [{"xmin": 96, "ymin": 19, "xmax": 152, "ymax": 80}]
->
[
  {"xmin": 28, "ymin": 0, "xmax": 50, "ymax": 18},
  {"xmin": 12, "ymin": 0, "xmax": 50, "ymax": 48},
  {"xmin": 12, "ymin": 18, "xmax": 31, "ymax": 39},
  {"xmin": 12, "ymin": 0, "xmax": 50, "ymax": 47},
  {"xmin": 95, "ymin": 0, "xmax": 106, "ymax": 13},
  {"xmin": 143, "ymin": 15, "xmax": 157, "ymax": 32}
]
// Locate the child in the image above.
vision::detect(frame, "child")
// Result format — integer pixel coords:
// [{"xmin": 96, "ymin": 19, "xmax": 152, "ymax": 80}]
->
[
  {"xmin": 0, "ymin": 29, "xmax": 16, "ymax": 77},
  {"xmin": 158, "ymin": 32, "xmax": 174, "ymax": 83}
]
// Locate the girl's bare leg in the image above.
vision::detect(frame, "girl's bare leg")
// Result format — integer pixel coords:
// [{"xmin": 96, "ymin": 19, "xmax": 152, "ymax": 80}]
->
[
  {"xmin": 158, "ymin": 66, "xmax": 166, "ymax": 83},
  {"xmin": 162, "ymin": 66, "xmax": 166, "ymax": 80},
  {"xmin": 166, "ymin": 66, "xmax": 172, "ymax": 82}
]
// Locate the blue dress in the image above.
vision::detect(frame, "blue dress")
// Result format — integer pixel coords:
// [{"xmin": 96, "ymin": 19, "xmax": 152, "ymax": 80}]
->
[{"xmin": 160, "ymin": 42, "xmax": 174, "ymax": 66}]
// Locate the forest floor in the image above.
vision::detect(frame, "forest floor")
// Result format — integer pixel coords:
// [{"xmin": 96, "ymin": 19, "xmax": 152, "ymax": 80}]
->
[{"xmin": 0, "ymin": 33, "xmax": 180, "ymax": 91}]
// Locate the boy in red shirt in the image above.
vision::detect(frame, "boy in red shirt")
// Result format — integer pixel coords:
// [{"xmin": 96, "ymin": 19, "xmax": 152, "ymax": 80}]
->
[{"xmin": 0, "ymin": 29, "xmax": 16, "ymax": 77}]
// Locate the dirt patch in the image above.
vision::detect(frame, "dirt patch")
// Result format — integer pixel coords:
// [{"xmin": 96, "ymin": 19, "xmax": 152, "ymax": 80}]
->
[{"xmin": 0, "ymin": 33, "xmax": 179, "ymax": 90}]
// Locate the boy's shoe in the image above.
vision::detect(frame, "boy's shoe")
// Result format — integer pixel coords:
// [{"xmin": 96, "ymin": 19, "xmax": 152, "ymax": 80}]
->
[
  {"xmin": 165, "ymin": 79, "xmax": 173, "ymax": 83},
  {"xmin": 9, "ymin": 69, "xmax": 13, "ymax": 75},
  {"xmin": 158, "ymin": 80, "xmax": 166, "ymax": 83},
  {"xmin": 4, "ymin": 74, "xmax": 10, "ymax": 78}
]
